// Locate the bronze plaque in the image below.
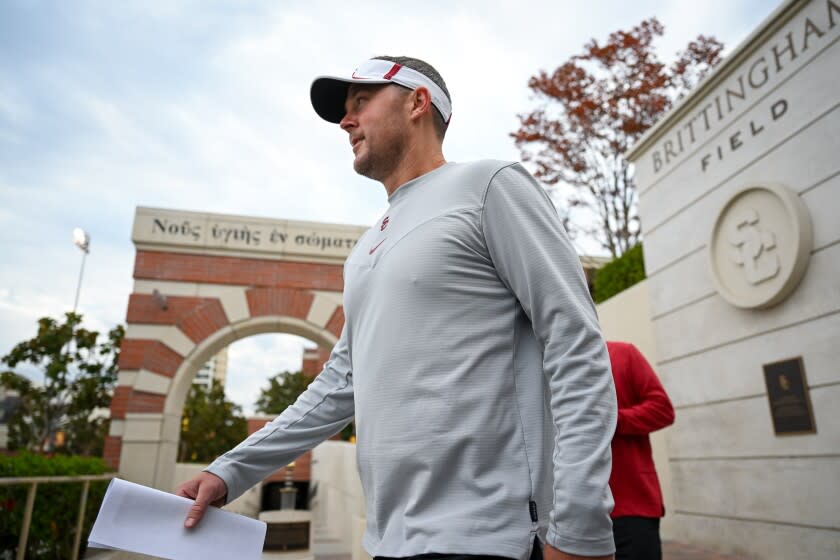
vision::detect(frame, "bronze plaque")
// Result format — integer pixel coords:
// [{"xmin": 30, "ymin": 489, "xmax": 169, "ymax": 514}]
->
[
  {"xmin": 263, "ymin": 521, "xmax": 310, "ymax": 551},
  {"xmin": 763, "ymin": 357, "xmax": 816, "ymax": 435}
]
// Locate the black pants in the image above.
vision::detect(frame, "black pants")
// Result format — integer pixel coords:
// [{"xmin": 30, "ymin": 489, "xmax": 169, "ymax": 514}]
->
[
  {"xmin": 613, "ymin": 516, "xmax": 661, "ymax": 560},
  {"xmin": 375, "ymin": 537, "xmax": 542, "ymax": 560}
]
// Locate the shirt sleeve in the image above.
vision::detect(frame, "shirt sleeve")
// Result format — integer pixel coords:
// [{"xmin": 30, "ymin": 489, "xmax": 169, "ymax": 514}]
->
[
  {"xmin": 481, "ymin": 163, "xmax": 617, "ymax": 557},
  {"xmin": 205, "ymin": 325, "xmax": 355, "ymax": 503},
  {"xmin": 616, "ymin": 344, "xmax": 675, "ymax": 436}
]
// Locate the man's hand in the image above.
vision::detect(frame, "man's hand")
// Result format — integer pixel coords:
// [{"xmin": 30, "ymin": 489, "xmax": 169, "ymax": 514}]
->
[
  {"xmin": 544, "ymin": 543, "xmax": 614, "ymax": 560},
  {"xmin": 176, "ymin": 471, "xmax": 228, "ymax": 528}
]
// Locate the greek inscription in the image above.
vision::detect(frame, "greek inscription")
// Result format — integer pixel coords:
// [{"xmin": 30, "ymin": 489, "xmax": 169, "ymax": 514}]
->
[
  {"xmin": 143, "ymin": 214, "xmax": 361, "ymax": 255},
  {"xmin": 152, "ymin": 218, "xmax": 201, "ymax": 241},
  {"xmin": 210, "ymin": 223, "xmax": 261, "ymax": 246},
  {"xmin": 270, "ymin": 228, "xmax": 287, "ymax": 244},
  {"xmin": 292, "ymin": 233, "xmax": 358, "ymax": 251}
]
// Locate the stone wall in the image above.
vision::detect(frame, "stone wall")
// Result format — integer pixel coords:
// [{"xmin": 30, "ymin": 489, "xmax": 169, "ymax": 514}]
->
[{"xmin": 625, "ymin": 1, "xmax": 840, "ymax": 557}]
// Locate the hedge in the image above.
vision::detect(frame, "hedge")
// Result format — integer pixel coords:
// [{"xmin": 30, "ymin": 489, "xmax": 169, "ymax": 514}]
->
[
  {"xmin": 0, "ymin": 452, "xmax": 112, "ymax": 559},
  {"xmin": 592, "ymin": 244, "xmax": 646, "ymax": 303}
]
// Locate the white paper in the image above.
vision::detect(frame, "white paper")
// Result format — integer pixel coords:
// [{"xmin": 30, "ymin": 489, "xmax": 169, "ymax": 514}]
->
[{"xmin": 88, "ymin": 478, "xmax": 266, "ymax": 560}]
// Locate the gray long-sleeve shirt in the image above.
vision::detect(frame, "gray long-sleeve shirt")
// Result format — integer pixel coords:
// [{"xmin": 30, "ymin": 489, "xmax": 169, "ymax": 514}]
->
[{"xmin": 207, "ymin": 160, "xmax": 617, "ymax": 558}]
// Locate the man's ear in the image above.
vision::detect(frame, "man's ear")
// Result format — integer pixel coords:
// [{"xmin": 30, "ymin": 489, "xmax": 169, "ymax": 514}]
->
[{"xmin": 408, "ymin": 86, "xmax": 433, "ymax": 121}]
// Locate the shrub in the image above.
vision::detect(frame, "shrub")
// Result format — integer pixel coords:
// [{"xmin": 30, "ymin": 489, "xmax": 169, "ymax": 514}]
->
[
  {"xmin": 592, "ymin": 244, "xmax": 646, "ymax": 303},
  {"xmin": 0, "ymin": 452, "xmax": 112, "ymax": 559}
]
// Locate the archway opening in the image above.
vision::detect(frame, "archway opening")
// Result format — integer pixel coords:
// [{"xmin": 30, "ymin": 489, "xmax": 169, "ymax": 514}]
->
[
  {"xmin": 108, "ymin": 207, "xmax": 363, "ymax": 494},
  {"xmin": 174, "ymin": 330, "xmax": 332, "ymax": 513}
]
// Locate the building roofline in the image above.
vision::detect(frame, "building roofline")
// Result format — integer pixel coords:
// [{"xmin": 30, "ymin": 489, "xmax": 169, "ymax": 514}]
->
[{"xmin": 625, "ymin": 0, "xmax": 805, "ymax": 162}]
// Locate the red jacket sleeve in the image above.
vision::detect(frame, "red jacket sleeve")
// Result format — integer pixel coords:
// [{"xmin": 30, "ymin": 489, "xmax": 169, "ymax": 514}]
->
[{"xmin": 615, "ymin": 344, "xmax": 675, "ymax": 436}]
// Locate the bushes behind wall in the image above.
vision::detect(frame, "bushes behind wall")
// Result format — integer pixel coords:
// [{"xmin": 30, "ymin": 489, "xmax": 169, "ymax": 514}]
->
[
  {"xmin": 0, "ymin": 452, "xmax": 112, "ymax": 559},
  {"xmin": 592, "ymin": 244, "xmax": 646, "ymax": 303}
]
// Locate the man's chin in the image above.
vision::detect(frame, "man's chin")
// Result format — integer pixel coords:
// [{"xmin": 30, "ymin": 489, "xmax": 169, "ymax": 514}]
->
[{"xmin": 353, "ymin": 157, "xmax": 373, "ymax": 178}]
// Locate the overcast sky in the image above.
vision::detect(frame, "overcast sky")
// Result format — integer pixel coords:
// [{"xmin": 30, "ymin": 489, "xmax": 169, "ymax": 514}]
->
[{"xmin": 0, "ymin": 0, "xmax": 777, "ymax": 415}]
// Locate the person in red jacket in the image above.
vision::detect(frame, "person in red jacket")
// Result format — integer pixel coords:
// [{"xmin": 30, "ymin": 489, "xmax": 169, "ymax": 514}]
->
[{"xmin": 606, "ymin": 341, "xmax": 675, "ymax": 560}]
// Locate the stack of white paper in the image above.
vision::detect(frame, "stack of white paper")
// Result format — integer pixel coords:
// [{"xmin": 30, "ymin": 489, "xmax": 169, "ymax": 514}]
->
[{"xmin": 88, "ymin": 478, "xmax": 266, "ymax": 560}]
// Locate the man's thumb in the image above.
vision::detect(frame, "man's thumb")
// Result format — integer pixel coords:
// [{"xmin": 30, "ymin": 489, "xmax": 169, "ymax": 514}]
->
[{"xmin": 184, "ymin": 484, "xmax": 212, "ymax": 528}]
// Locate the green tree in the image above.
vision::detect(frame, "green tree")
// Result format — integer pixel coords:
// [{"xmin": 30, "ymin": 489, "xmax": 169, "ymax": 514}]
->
[
  {"xmin": 255, "ymin": 370, "xmax": 315, "ymax": 415},
  {"xmin": 256, "ymin": 370, "xmax": 354, "ymax": 441},
  {"xmin": 178, "ymin": 383, "xmax": 247, "ymax": 463},
  {"xmin": 0, "ymin": 312, "xmax": 124, "ymax": 456}
]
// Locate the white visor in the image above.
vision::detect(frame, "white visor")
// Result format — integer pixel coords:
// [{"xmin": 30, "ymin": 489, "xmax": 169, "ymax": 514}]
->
[{"xmin": 310, "ymin": 59, "xmax": 452, "ymax": 124}]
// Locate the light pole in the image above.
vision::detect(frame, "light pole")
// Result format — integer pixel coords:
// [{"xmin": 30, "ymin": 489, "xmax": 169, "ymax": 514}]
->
[{"xmin": 72, "ymin": 228, "xmax": 90, "ymax": 313}]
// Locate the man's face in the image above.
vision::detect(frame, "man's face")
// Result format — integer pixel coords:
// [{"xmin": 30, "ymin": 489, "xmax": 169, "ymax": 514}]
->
[{"xmin": 340, "ymin": 84, "xmax": 410, "ymax": 181}]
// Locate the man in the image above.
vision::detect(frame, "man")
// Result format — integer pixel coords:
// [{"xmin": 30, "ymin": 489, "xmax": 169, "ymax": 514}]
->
[
  {"xmin": 606, "ymin": 342, "xmax": 675, "ymax": 560},
  {"xmin": 178, "ymin": 56, "xmax": 617, "ymax": 560}
]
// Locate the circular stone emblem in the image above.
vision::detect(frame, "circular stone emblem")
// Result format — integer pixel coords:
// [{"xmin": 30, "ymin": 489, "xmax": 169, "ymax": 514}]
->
[{"xmin": 708, "ymin": 184, "xmax": 812, "ymax": 309}]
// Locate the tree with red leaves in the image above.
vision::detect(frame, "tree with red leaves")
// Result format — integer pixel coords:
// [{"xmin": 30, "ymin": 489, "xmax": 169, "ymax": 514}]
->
[{"xmin": 513, "ymin": 18, "xmax": 723, "ymax": 257}]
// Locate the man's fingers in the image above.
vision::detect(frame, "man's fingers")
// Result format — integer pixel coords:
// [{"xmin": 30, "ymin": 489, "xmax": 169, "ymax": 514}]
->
[
  {"xmin": 176, "ymin": 480, "xmax": 198, "ymax": 500},
  {"xmin": 182, "ymin": 473, "xmax": 227, "ymax": 529},
  {"xmin": 184, "ymin": 497, "xmax": 208, "ymax": 528},
  {"xmin": 184, "ymin": 480, "xmax": 214, "ymax": 528}
]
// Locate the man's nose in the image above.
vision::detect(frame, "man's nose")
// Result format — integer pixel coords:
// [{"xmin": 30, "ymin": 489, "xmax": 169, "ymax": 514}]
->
[{"xmin": 339, "ymin": 112, "xmax": 355, "ymax": 131}]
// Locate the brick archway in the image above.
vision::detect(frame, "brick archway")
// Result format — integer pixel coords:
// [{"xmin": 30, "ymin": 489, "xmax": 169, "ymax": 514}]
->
[{"xmin": 105, "ymin": 207, "xmax": 364, "ymax": 490}]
